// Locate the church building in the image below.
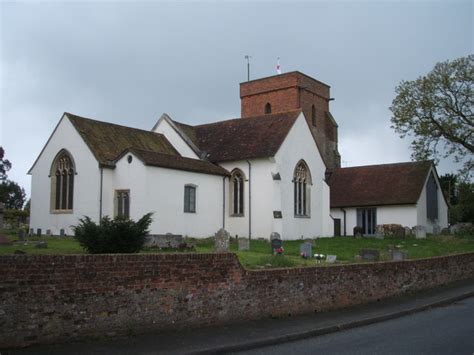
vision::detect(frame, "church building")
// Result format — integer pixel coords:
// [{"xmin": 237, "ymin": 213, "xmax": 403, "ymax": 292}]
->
[{"xmin": 28, "ymin": 71, "xmax": 448, "ymax": 239}]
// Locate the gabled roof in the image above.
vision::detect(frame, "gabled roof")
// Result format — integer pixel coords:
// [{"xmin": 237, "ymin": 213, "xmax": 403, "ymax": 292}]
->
[
  {"xmin": 327, "ymin": 161, "xmax": 434, "ymax": 208},
  {"xmin": 66, "ymin": 113, "xmax": 179, "ymax": 167},
  {"xmin": 122, "ymin": 149, "xmax": 229, "ymax": 176},
  {"xmin": 171, "ymin": 110, "xmax": 302, "ymax": 162}
]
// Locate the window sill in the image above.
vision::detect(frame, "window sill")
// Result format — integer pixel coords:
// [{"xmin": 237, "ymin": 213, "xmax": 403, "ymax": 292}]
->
[
  {"xmin": 294, "ymin": 215, "xmax": 311, "ymax": 219},
  {"xmin": 184, "ymin": 211, "xmax": 196, "ymax": 214},
  {"xmin": 51, "ymin": 210, "xmax": 73, "ymax": 214},
  {"xmin": 230, "ymin": 214, "xmax": 245, "ymax": 218}
]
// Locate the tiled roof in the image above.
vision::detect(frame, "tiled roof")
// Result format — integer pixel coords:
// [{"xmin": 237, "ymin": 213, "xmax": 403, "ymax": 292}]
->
[
  {"xmin": 327, "ymin": 161, "xmax": 433, "ymax": 208},
  {"xmin": 66, "ymin": 113, "xmax": 179, "ymax": 166},
  {"xmin": 172, "ymin": 110, "xmax": 302, "ymax": 162},
  {"xmin": 128, "ymin": 149, "xmax": 229, "ymax": 176}
]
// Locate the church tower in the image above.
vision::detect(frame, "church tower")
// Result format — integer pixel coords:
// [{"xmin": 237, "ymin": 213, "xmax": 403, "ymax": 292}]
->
[{"xmin": 240, "ymin": 71, "xmax": 341, "ymax": 169}]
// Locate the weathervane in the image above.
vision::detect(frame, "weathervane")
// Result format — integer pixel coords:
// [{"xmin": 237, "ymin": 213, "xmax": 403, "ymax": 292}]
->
[{"xmin": 245, "ymin": 55, "xmax": 252, "ymax": 81}]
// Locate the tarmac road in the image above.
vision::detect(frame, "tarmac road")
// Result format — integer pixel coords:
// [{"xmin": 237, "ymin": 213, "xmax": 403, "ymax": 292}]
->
[{"xmin": 236, "ymin": 297, "xmax": 474, "ymax": 355}]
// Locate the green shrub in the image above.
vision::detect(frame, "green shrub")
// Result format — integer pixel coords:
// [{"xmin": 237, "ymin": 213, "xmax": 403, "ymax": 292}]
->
[{"xmin": 72, "ymin": 213, "xmax": 153, "ymax": 254}]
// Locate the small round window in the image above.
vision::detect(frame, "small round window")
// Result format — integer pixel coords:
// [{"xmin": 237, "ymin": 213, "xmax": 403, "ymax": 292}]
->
[{"xmin": 127, "ymin": 155, "xmax": 133, "ymax": 164}]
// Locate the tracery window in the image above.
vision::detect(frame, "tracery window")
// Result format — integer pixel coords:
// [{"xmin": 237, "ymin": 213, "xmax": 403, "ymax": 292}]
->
[
  {"xmin": 293, "ymin": 160, "xmax": 311, "ymax": 217},
  {"xmin": 230, "ymin": 169, "xmax": 244, "ymax": 216},
  {"xmin": 51, "ymin": 151, "xmax": 75, "ymax": 211}
]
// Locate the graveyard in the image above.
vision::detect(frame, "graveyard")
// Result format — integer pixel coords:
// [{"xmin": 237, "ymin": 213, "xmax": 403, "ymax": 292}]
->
[{"xmin": 1, "ymin": 228, "xmax": 473, "ymax": 269}]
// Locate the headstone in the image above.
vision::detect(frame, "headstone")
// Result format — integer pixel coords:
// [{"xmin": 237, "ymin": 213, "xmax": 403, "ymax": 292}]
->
[
  {"xmin": 404, "ymin": 227, "xmax": 412, "ymax": 236},
  {"xmin": 360, "ymin": 249, "xmax": 380, "ymax": 262},
  {"xmin": 46, "ymin": 229, "xmax": 52, "ymax": 236},
  {"xmin": 214, "ymin": 228, "xmax": 230, "ymax": 252},
  {"xmin": 413, "ymin": 225, "xmax": 426, "ymax": 239},
  {"xmin": 326, "ymin": 255, "xmax": 337, "ymax": 263},
  {"xmin": 271, "ymin": 238, "xmax": 283, "ymax": 255},
  {"xmin": 36, "ymin": 228, "xmax": 42, "ymax": 237},
  {"xmin": 18, "ymin": 229, "xmax": 25, "ymax": 241},
  {"xmin": 390, "ymin": 250, "xmax": 408, "ymax": 261},
  {"xmin": 376, "ymin": 224, "xmax": 405, "ymax": 238},
  {"xmin": 432, "ymin": 225, "xmax": 441, "ymax": 235},
  {"xmin": 353, "ymin": 226, "xmax": 363, "ymax": 238},
  {"xmin": 29, "ymin": 228, "xmax": 34, "ymax": 236},
  {"xmin": 299, "ymin": 242, "xmax": 312, "ymax": 258},
  {"xmin": 238, "ymin": 238, "xmax": 249, "ymax": 251},
  {"xmin": 60, "ymin": 229, "xmax": 65, "ymax": 237},
  {"xmin": 270, "ymin": 232, "xmax": 281, "ymax": 240}
]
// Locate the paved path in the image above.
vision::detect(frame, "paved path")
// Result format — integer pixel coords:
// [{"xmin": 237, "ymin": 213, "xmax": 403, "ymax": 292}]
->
[{"xmin": 5, "ymin": 279, "xmax": 474, "ymax": 355}]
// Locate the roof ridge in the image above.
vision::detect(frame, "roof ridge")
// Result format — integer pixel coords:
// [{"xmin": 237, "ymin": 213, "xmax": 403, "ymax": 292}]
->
[
  {"xmin": 336, "ymin": 160, "xmax": 433, "ymax": 170},
  {"xmin": 191, "ymin": 109, "xmax": 302, "ymax": 129},
  {"xmin": 66, "ymin": 112, "xmax": 166, "ymax": 137}
]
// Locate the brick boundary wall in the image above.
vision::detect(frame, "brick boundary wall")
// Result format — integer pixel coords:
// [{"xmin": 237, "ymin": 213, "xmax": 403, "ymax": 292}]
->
[{"xmin": 1, "ymin": 252, "xmax": 473, "ymax": 348}]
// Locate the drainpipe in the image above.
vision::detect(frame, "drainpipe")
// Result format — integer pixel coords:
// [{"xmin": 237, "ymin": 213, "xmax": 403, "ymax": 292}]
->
[
  {"xmin": 222, "ymin": 176, "xmax": 226, "ymax": 229},
  {"xmin": 99, "ymin": 167, "xmax": 103, "ymax": 222},
  {"xmin": 247, "ymin": 160, "xmax": 252, "ymax": 240},
  {"xmin": 341, "ymin": 208, "xmax": 346, "ymax": 236}
]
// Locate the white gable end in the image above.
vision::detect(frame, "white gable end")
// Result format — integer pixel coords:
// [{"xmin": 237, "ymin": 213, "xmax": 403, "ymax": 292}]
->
[{"xmin": 152, "ymin": 115, "xmax": 199, "ymax": 159}]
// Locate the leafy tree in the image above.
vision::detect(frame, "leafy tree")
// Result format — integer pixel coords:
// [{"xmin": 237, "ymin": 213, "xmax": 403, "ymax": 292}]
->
[
  {"xmin": 0, "ymin": 180, "xmax": 26, "ymax": 210},
  {"xmin": 0, "ymin": 147, "xmax": 12, "ymax": 181},
  {"xmin": 73, "ymin": 212, "xmax": 153, "ymax": 254},
  {"xmin": 439, "ymin": 173, "xmax": 474, "ymax": 224},
  {"xmin": 390, "ymin": 55, "xmax": 473, "ymax": 177}
]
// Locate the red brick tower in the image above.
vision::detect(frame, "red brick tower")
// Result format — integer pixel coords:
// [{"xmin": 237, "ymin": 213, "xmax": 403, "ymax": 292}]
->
[{"xmin": 240, "ymin": 71, "xmax": 341, "ymax": 169}]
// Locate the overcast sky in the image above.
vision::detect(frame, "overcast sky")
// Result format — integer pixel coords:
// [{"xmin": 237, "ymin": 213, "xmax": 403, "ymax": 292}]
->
[{"xmin": 1, "ymin": 0, "xmax": 472, "ymax": 197}]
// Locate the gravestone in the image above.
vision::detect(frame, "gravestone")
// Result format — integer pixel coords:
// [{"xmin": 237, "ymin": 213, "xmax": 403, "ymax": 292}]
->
[
  {"xmin": 60, "ymin": 229, "xmax": 65, "ymax": 237},
  {"xmin": 36, "ymin": 228, "xmax": 42, "ymax": 237},
  {"xmin": 0, "ymin": 202, "xmax": 4, "ymax": 229},
  {"xmin": 238, "ymin": 238, "xmax": 249, "ymax": 251},
  {"xmin": 270, "ymin": 232, "xmax": 282, "ymax": 254},
  {"xmin": 299, "ymin": 242, "xmax": 312, "ymax": 258},
  {"xmin": 353, "ymin": 226, "xmax": 363, "ymax": 238},
  {"xmin": 214, "ymin": 228, "xmax": 230, "ymax": 252},
  {"xmin": 326, "ymin": 255, "xmax": 337, "ymax": 263},
  {"xmin": 413, "ymin": 225, "xmax": 426, "ymax": 239},
  {"xmin": 390, "ymin": 250, "xmax": 408, "ymax": 261},
  {"xmin": 404, "ymin": 227, "xmax": 412, "ymax": 236},
  {"xmin": 46, "ymin": 229, "xmax": 52, "ymax": 236},
  {"xmin": 360, "ymin": 249, "xmax": 380, "ymax": 262},
  {"xmin": 18, "ymin": 229, "xmax": 26, "ymax": 241},
  {"xmin": 144, "ymin": 234, "xmax": 184, "ymax": 248},
  {"xmin": 432, "ymin": 225, "xmax": 441, "ymax": 235},
  {"xmin": 29, "ymin": 228, "xmax": 34, "ymax": 236}
]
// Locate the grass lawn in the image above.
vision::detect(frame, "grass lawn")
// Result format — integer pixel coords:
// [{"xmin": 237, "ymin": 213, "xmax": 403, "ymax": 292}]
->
[{"xmin": 1, "ymin": 229, "xmax": 473, "ymax": 269}]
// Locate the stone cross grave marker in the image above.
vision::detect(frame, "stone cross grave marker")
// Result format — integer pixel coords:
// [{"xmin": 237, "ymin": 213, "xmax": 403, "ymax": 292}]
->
[
  {"xmin": 214, "ymin": 228, "xmax": 230, "ymax": 252},
  {"xmin": 238, "ymin": 238, "xmax": 249, "ymax": 251},
  {"xmin": 360, "ymin": 249, "xmax": 380, "ymax": 262},
  {"xmin": 326, "ymin": 255, "xmax": 337, "ymax": 263},
  {"xmin": 299, "ymin": 242, "xmax": 312, "ymax": 259}
]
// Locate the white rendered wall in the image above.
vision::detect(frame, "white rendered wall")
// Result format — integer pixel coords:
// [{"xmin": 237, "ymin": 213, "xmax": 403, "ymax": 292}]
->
[
  {"xmin": 416, "ymin": 166, "xmax": 448, "ymax": 232},
  {"xmin": 29, "ymin": 116, "xmax": 101, "ymax": 235},
  {"xmin": 275, "ymin": 114, "xmax": 333, "ymax": 239},
  {"xmin": 106, "ymin": 152, "xmax": 224, "ymax": 237},
  {"xmin": 152, "ymin": 118, "xmax": 199, "ymax": 159},
  {"xmin": 330, "ymin": 205, "xmax": 418, "ymax": 236}
]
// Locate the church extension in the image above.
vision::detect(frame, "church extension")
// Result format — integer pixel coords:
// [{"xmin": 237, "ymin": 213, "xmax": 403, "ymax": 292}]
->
[{"xmin": 28, "ymin": 71, "xmax": 448, "ymax": 239}]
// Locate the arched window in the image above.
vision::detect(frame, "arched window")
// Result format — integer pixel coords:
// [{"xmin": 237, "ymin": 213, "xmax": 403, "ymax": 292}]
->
[
  {"xmin": 311, "ymin": 105, "xmax": 317, "ymax": 126},
  {"xmin": 265, "ymin": 102, "xmax": 272, "ymax": 114},
  {"xmin": 51, "ymin": 150, "xmax": 75, "ymax": 211},
  {"xmin": 293, "ymin": 160, "xmax": 311, "ymax": 217},
  {"xmin": 230, "ymin": 169, "xmax": 245, "ymax": 216}
]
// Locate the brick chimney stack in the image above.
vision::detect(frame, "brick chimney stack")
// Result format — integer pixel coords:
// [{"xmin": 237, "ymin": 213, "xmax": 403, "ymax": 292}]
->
[{"xmin": 239, "ymin": 71, "xmax": 341, "ymax": 169}]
